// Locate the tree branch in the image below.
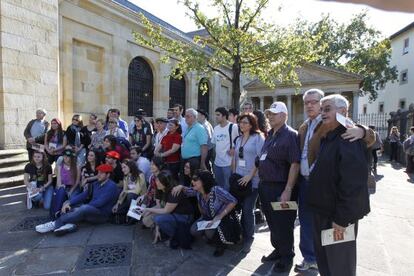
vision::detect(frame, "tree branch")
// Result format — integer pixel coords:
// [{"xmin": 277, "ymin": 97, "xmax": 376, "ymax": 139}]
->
[
  {"xmin": 208, "ymin": 65, "xmax": 233, "ymax": 81},
  {"xmin": 187, "ymin": 5, "xmax": 233, "ymax": 55},
  {"xmin": 241, "ymin": 0, "xmax": 269, "ymax": 31},
  {"xmin": 220, "ymin": 1, "xmax": 232, "ymax": 28}
]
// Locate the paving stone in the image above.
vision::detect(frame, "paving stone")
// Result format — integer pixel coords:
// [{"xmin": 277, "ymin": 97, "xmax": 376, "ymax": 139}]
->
[
  {"xmin": 13, "ymin": 247, "xmax": 83, "ymax": 275},
  {"xmin": 87, "ymin": 224, "xmax": 134, "ymax": 245},
  {"xmin": 72, "ymin": 266, "xmax": 130, "ymax": 276},
  {"xmin": 0, "ymin": 250, "xmax": 30, "ymax": 276},
  {"xmin": 37, "ymin": 225, "xmax": 94, "ymax": 249},
  {"xmin": 0, "ymin": 231, "xmax": 43, "ymax": 251},
  {"xmin": 76, "ymin": 243, "xmax": 132, "ymax": 270}
]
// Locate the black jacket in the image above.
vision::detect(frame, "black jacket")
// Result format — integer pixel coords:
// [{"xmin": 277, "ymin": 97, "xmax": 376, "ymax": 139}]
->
[{"xmin": 307, "ymin": 125, "xmax": 370, "ymax": 227}]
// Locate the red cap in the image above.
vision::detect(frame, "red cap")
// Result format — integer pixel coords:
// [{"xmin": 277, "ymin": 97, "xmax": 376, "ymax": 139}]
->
[
  {"xmin": 106, "ymin": 150, "xmax": 120, "ymax": 160},
  {"xmin": 96, "ymin": 164, "xmax": 113, "ymax": 173}
]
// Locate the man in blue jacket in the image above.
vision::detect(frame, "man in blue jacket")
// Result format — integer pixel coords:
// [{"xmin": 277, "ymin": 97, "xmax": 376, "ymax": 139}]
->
[{"xmin": 35, "ymin": 164, "xmax": 118, "ymax": 236}]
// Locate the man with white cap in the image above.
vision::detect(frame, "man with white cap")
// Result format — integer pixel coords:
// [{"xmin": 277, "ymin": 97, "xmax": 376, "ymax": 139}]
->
[{"xmin": 258, "ymin": 101, "xmax": 301, "ymax": 273}]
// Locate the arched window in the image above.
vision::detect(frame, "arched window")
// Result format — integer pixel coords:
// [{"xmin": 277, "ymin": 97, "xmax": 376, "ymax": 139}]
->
[
  {"xmin": 198, "ymin": 78, "xmax": 210, "ymax": 113},
  {"xmin": 128, "ymin": 57, "xmax": 153, "ymax": 116},
  {"xmin": 169, "ymin": 76, "xmax": 186, "ymax": 111}
]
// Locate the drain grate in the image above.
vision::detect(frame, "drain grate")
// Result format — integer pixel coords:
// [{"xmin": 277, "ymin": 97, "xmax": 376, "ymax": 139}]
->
[
  {"xmin": 10, "ymin": 216, "xmax": 50, "ymax": 232},
  {"xmin": 77, "ymin": 243, "xmax": 132, "ymax": 269}
]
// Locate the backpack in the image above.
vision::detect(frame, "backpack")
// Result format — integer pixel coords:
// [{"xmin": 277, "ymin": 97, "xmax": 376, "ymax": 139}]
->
[{"xmin": 116, "ymin": 136, "xmax": 131, "ymax": 151}]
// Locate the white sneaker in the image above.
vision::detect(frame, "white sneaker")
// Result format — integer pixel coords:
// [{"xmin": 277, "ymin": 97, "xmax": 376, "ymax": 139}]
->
[
  {"xmin": 54, "ymin": 223, "xmax": 77, "ymax": 236},
  {"xmin": 294, "ymin": 260, "xmax": 318, "ymax": 272},
  {"xmin": 35, "ymin": 221, "xmax": 56, "ymax": 233}
]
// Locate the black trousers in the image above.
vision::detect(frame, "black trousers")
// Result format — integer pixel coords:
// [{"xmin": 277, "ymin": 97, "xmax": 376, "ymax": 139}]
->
[
  {"xmin": 390, "ymin": 142, "xmax": 398, "ymax": 161},
  {"xmin": 312, "ymin": 213, "xmax": 358, "ymax": 276},
  {"xmin": 258, "ymin": 181, "xmax": 297, "ymax": 262}
]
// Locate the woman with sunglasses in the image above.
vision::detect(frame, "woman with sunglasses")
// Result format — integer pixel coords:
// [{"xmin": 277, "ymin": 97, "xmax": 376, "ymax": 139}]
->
[
  {"xmin": 232, "ymin": 113, "xmax": 265, "ymax": 253},
  {"xmin": 172, "ymin": 170, "xmax": 239, "ymax": 257},
  {"xmin": 106, "ymin": 118, "xmax": 126, "ymax": 138}
]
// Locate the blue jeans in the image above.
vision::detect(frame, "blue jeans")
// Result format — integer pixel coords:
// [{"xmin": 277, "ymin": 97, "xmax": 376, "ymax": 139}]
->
[
  {"xmin": 32, "ymin": 185, "xmax": 54, "ymax": 210},
  {"xmin": 50, "ymin": 186, "xmax": 81, "ymax": 219},
  {"xmin": 153, "ymin": 213, "xmax": 192, "ymax": 238},
  {"xmin": 298, "ymin": 177, "xmax": 316, "ymax": 263},
  {"xmin": 241, "ymin": 188, "xmax": 258, "ymax": 242},
  {"xmin": 213, "ymin": 164, "xmax": 232, "ymax": 191},
  {"xmin": 55, "ymin": 204, "xmax": 109, "ymax": 229}
]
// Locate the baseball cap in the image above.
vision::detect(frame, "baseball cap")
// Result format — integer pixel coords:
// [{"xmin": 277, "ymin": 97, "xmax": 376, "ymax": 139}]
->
[
  {"xmin": 106, "ymin": 150, "xmax": 120, "ymax": 160},
  {"xmin": 96, "ymin": 164, "xmax": 113, "ymax": 173},
  {"xmin": 265, "ymin": 101, "xmax": 288, "ymax": 114}
]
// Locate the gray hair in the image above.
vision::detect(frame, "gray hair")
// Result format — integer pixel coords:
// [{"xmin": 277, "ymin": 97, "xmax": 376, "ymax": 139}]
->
[
  {"xmin": 36, "ymin": 108, "xmax": 47, "ymax": 115},
  {"xmin": 185, "ymin": 108, "xmax": 198, "ymax": 117},
  {"xmin": 303, "ymin": 89, "xmax": 325, "ymax": 101},
  {"xmin": 320, "ymin": 94, "xmax": 349, "ymax": 110}
]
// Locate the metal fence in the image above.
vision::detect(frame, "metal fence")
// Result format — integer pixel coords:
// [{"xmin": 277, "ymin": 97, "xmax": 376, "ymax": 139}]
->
[{"xmin": 357, "ymin": 113, "xmax": 389, "ymax": 140}]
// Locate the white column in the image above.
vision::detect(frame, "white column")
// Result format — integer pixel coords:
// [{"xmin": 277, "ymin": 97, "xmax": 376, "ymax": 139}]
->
[
  {"xmin": 259, "ymin": 96, "xmax": 264, "ymax": 111},
  {"xmin": 352, "ymin": 91, "xmax": 359, "ymax": 122},
  {"xmin": 287, "ymin": 95, "xmax": 292, "ymax": 125},
  {"xmin": 273, "ymin": 96, "xmax": 277, "ymax": 103}
]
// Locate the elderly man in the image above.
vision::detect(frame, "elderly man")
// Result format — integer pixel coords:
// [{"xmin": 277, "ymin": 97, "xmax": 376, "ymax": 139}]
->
[
  {"xmin": 181, "ymin": 108, "xmax": 208, "ymax": 171},
  {"xmin": 197, "ymin": 109, "xmax": 214, "ymax": 171},
  {"xmin": 24, "ymin": 109, "xmax": 49, "ymax": 160},
  {"xmin": 295, "ymin": 89, "xmax": 375, "ymax": 273},
  {"xmin": 35, "ymin": 164, "xmax": 118, "ymax": 236},
  {"xmin": 153, "ymin": 117, "xmax": 169, "ymax": 150},
  {"xmin": 258, "ymin": 102, "xmax": 301, "ymax": 273},
  {"xmin": 172, "ymin": 104, "xmax": 188, "ymax": 135},
  {"xmin": 307, "ymin": 94, "xmax": 370, "ymax": 276}
]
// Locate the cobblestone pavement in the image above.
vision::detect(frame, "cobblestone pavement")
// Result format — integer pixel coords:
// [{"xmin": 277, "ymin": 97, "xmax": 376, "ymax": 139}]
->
[{"xmin": 0, "ymin": 157, "xmax": 412, "ymax": 275}]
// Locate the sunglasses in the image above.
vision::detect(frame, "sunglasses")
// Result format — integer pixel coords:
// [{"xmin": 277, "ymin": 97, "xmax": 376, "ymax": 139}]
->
[
  {"xmin": 238, "ymin": 146, "xmax": 244, "ymax": 159},
  {"xmin": 72, "ymin": 118, "xmax": 79, "ymax": 122}
]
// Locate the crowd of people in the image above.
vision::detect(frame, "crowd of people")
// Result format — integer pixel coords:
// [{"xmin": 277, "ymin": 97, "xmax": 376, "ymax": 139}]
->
[{"xmin": 24, "ymin": 90, "xmax": 377, "ymax": 275}]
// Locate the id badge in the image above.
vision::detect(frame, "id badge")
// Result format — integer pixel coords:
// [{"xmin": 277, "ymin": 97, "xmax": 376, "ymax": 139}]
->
[
  {"xmin": 260, "ymin": 153, "xmax": 267, "ymax": 161},
  {"xmin": 239, "ymin": 159, "xmax": 246, "ymax": 167}
]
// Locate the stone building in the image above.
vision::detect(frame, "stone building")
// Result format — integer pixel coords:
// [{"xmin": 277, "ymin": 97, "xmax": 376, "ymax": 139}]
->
[
  {"xmin": 0, "ymin": 0, "xmax": 236, "ymax": 149},
  {"xmin": 244, "ymin": 64, "xmax": 362, "ymax": 129},
  {"xmin": 0, "ymin": 0, "xmax": 362, "ymax": 149}
]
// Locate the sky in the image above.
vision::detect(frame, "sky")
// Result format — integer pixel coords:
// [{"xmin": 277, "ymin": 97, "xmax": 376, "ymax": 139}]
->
[{"xmin": 129, "ymin": 0, "xmax": 413, "ymax": 38}]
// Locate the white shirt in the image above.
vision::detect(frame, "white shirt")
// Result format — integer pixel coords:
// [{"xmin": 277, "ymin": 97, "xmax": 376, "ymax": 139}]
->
[
  {"xmin": 137, "ymin": 156, "xmax": 151, "ymax": 183},
  {"xmin": 300, "ymin": 115, "xmax": 322, "ymax": 177},
  {"xmin": 179, "ymin": 116, "xmax": 188, "ymax": 137},
  {"xmin": 212, "ymin": 122, "xmax": 240, "ymax": 167},
  {"xmin": 154, "ymin": 128, "xmax": 169, "ymax": 148}
]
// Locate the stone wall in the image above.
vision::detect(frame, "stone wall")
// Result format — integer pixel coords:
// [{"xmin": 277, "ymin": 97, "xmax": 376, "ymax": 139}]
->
[{"xmin": 0, "ymin": 0, "xmax": 59, "ymax": 149}]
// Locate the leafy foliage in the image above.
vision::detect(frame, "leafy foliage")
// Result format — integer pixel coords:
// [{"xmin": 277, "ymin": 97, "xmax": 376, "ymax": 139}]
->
[
  {"xmin": 134, "ymin": 0, "xmax": 319, "ymax": 107},
  {"xmin": 302, "ymin": 12, "xmax": 398, "ymax": 101}
]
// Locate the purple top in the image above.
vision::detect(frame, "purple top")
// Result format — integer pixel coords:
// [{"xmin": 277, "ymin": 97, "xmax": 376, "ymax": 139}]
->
[
  {"xmin": 183, "ymin": 186, "xmax": 237, "ymax": 219},
  {"xmin": 258, "ymin": 124, "xmax": 300, "ymax": 183},
  {"xmin": 60, "ymin": 164, "xmax": 73, "ymax": 186}
]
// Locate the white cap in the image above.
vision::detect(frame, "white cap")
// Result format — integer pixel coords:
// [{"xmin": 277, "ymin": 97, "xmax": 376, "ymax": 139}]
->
[{"xmin": 265, "ymin": 101, "xmax": 288, "ymax": 114}]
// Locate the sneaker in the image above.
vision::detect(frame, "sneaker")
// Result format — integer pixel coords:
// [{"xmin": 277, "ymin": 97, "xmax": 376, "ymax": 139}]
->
[
  {"xmin": 294, "ymin": 260, "xmax": 318, "ymax": 272},
  {"xmin": 273, "ymin": 259, "xmax": 293, "ymax": 273},
  {"xmin": 35, "ymin": 221, "xmax": 56, "ymax": 233},
  {"xmin": 54, "ymin": 223, "xmax": 77, "ymax": 236}
]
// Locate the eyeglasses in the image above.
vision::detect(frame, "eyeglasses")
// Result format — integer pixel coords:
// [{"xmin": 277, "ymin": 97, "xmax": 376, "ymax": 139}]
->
[
  {"xmin": 109, "ymin": 121, "xmax": 117, "ymax": 124},
  {"xmin": 238, "ymin": 120, "xmax": 250, "ymax": 125},
  {"xmin": 239, "ymin": 146, "xmax": 244, "ymax": 159},
  {"xmin": 304, "ymin": 100, "xmax": 319, "ymax": 106}
]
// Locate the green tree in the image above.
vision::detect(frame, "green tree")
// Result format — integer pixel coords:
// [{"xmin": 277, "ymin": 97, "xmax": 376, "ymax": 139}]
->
[
  {"xmin": 302, "ymin": 12, "xmax": 398, "ymax": 101},
  {"xmin": 134, "ymin": 0, "xmax": 318, "ymax": 108}
]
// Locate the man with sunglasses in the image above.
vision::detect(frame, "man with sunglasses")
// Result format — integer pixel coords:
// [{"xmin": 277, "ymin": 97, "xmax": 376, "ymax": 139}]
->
[{"xmin": 258, "ymin": 101, "xmax": 301, "ymax": 273}]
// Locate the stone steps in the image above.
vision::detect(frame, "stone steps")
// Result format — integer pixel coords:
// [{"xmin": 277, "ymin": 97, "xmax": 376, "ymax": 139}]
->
[{"xmin": 0, "ymin": 149, "xmax": 28, "ymax": 189}]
